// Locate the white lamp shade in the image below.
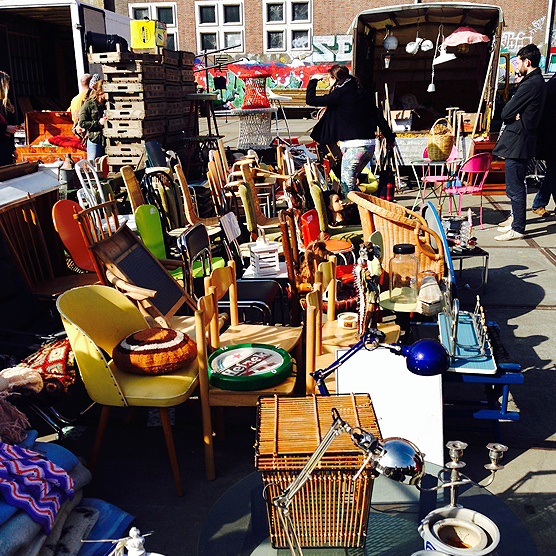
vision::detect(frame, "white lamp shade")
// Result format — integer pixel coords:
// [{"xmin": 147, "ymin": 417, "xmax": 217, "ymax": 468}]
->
[
  {"xmin": 433, "ymin": 46, "xmax": 457, "ymax": 65},
  {"xmin": 384, "ymin": 34, "xmax": 399, "ymax": 51}
]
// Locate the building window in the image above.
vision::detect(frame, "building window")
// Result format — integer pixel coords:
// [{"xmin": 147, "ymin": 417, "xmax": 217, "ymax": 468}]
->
[
  {"xmin": 291, "ymin": 2, "xmax": 308, "ymax": 21},
  {"xmin": 224, "ymin": 4, "xmax": 241, "ymax": 24},
  {"xmin": 196, "ymin": 1, "xmax": 244, "ymax": 53},
  {"xmin": 267, "ymin": 3, "xmax": 284, "ymax": 23},
  {"xmin": 199, "ymin": 5, "xmax": 217, "ymax": 24},
  {"xmin": 129, "ymin": 3, "xmax": 179, "ymax": 50},
  {"xmin": 224, "ymin": 32, "xmax": 242, "ymax": 48},
  {"xmin": 263, "ymin": 0, "xmax": 311, "ymax": 52},
  {"xmin": 291, "ymin": 29, "xmax": 309, "ymax": 49},
  {"xmin": 267, "ymin": 31, "xmax": 284, "ymax": 50}
]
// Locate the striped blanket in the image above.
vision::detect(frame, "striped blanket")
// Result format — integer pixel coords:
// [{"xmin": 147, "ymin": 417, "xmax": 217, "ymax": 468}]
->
[{"xmin": 0, "ymin": 443, "xmax": 74, "ymax": 534}]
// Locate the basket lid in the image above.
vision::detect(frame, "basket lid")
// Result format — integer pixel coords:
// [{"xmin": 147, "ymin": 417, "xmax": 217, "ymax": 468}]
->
[{"xmin": 255, "ymin": 394, "xmax": 382, "ymax": 469}]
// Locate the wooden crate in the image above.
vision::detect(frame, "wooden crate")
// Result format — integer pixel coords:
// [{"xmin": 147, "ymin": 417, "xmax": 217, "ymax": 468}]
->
[
  {"xmin": 105, "ymin": 140, "xmax": 145, "ymax": 157},
  {"xmin": 106, "ymin": 101, "xmax": 166, "ymax": 120},
  {"xmin": 180, "ymin": 51, "xmax": 195, "ymax": 67},
  {"xmin": 133, "ymin": 47, "xmax": 180, "ymax": 66},
  {"xmin": 165, "ymin": 67, "xmax": 181, "ymax": 83},
  {"xmin": 181, "ymin": 83, "xmax": 198, "ymax": 96},
  {"xmin": 181, "ymin": 68, "xmax": 194, "ymax": 82},
  {"xmin": 165, "ymin": 84, "xmax": 182, "ymax": 99},
  {"xmin": 104, "ymin": 119, "xmax": 166, "ymax": 139},
  {"xmin": 102, "ymin": 61, "xmax": 165, "ymax": 82},
  {"xmin": 88, "ymin": 51, "xmax": 161, "ymax": 64},
  {"xmin": 255, "ymin": 394, "xmax": 381, "ymax": 550},
  {"xmin": 166, "ymin": 101, "xmax": 189, "ymax": 117},
  {"xmin": 107, "ymin": 153, "xmax": 143, "ymax": 166},
  {"xmin": 104, "ymin": 81, "xmax": 165, "ymax": 95},
  {"xmin": 166, "ymin": 117, "xmax": 186, "ymax": 133}
]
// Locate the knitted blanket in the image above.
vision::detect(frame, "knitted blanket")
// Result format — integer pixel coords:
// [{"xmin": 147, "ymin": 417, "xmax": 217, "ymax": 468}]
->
[{"xmin": 0, "ymin": 443, "xmax": 74, "ymax": 534}]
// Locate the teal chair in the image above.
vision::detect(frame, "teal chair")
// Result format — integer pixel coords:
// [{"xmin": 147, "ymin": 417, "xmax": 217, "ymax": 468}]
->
[{"xmin": 134, "ymin": 204, "xmax": 185, "ymax": 281}]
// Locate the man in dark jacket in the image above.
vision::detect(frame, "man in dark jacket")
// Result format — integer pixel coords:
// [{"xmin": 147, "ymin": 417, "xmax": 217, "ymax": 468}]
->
[
  {"xmin": 531, "ymin": 73, "xmax": 556, "ymax": 217},
  {"xmin": 494, "ymin": 44, "xmax": 546, "ymax": 240}
]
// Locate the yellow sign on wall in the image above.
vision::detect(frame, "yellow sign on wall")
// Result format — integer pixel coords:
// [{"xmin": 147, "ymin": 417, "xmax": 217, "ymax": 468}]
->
[{"xmin": 130, "ymin": 20, "xmax": 167, "ymax": 49}]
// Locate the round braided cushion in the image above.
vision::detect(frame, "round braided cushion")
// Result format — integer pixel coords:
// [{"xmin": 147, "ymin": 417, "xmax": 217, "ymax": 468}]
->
[{"xmin": 113, "ymin": 328, "xmax": 197, "ymax": 375}]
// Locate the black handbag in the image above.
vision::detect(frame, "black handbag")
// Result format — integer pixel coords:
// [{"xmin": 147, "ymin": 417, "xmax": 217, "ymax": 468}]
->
[{"xmin": 376, "ymin": 146, "xmax": 395, "ymax": 201}]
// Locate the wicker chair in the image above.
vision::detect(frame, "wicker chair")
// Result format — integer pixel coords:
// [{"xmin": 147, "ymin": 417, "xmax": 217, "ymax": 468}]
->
[{"xmin": 347, "ymin": 191, "xmax": 445, "ymax": 283}]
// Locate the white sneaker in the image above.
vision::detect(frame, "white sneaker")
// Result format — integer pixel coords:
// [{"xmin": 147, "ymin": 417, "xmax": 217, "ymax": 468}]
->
[
  {"xmin": 498, "ymin": 214, "xmax": 513, "ymax": 227},
  {"xmin": 495, "ymin": 229, "xmax": 524, "ymax": 241},
  {"xmin": 497, "ymin": 224, "xmax": 512, "ymax": 232}
]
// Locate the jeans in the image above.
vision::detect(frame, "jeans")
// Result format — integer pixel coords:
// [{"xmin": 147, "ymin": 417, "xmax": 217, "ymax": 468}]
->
[
  {"xmin": 340, "ymin": 144, "xmax": 375, "ymax": 197},
  {"xmin": 86, "ymin": 139, "xmax": 105, "ymax": 162},
  {"xmin": 532, "ymin": 159, "xmax": 556, "ymax": 212},
  {"xmin": 504, "ymin": 158, "xmax": 528, "ymax": 233}
]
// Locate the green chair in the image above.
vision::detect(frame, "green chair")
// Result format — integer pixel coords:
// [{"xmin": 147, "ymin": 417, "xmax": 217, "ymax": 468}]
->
[{"xmin": 134, "ymin": 204, "xmax": 185, "ymax": 281}]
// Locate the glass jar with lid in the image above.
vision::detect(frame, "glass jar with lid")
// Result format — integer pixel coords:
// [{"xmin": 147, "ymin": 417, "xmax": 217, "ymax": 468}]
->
[{"xmin": 389, "ymin": 243, "xmax": 419, "ymax": 304}]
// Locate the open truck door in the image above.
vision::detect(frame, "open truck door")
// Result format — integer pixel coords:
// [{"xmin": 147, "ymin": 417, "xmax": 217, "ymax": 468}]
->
[{"xmin": 350, "ymin": 3, "xmax": 504, "ymax": 162}]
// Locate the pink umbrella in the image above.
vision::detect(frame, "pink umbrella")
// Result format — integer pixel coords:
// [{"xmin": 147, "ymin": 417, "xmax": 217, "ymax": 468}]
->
[{"xmin": 443, "ymin": 27, "xmax": 490, "ymax": 47}]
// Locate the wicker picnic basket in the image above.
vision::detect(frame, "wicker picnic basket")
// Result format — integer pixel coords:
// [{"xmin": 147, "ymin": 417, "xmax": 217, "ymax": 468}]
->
[
  {"xmin": 255, "ymin": 394, "xmax": 382, "ymax": 549},
  {"xmin": 427, "ymin": 117, "xmax": 454, "ymax": 161}
]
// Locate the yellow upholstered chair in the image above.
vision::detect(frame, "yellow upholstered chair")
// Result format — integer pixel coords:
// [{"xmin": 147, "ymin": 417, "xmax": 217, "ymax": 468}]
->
[{"xmin": 57, "ymin": 285, "xmax": 215, "ymax": 495}]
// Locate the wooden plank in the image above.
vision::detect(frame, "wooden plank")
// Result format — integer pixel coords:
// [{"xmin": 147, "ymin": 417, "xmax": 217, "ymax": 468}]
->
[
  {"xmin": 88, "ymin": 51, "xmax": 162, "ymax": 64},
  {"xmin": 104, "ymin": 81, "xmax": 165, "ymax": 94},
  {"xmin": 107, "ymin": 154, "xmax": 143, "ymax": 166},
  {"xmin": 102, "ymin": 62, "xmax": 165, "ymax": 82}
]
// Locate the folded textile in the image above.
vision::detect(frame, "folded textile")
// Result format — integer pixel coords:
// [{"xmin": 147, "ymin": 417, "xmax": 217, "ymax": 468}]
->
[
  {"xmin": 0, "ymin": 443, "xmax": 74, "ymax": 533},
  {"xmin": 47, "ymin": 505, "xmax": 99, "ymax": 556},
  {"xmin": 76, "ymin": 498, "xmax": 135, "ymax": 556},
  {"xmin": 0, "ymin": 463, "xmax": 91, "ymax": 556},
  {"xmin": 15, "ymin": 490, "xmax": 84, "ymax": 556}
]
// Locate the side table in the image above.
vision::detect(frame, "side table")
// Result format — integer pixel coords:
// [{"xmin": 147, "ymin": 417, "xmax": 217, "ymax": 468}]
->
[{"xmin": 450, "ymin": 245, "xmax": 489, "ymax": 291}]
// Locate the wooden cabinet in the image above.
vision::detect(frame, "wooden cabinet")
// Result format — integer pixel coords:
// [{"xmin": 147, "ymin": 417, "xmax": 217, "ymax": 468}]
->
[{"xmin": 473, "ymin": 134, "xmax": 506, "ymax": 194}]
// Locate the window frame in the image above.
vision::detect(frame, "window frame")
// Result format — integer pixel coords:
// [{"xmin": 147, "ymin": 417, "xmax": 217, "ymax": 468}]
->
[
  {"xmin": 195, "ymin": 1, "xmax": 245, "ymax": 54},
  {"xmin": 263, "ymin": 0, "xmax": 312, "ymax": 53}
]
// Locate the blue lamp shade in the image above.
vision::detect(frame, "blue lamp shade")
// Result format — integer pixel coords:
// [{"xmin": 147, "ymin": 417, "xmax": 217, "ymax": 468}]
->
[{"xmin": 401, "ymin": 339, "xmax": 450, "ymax": 376}]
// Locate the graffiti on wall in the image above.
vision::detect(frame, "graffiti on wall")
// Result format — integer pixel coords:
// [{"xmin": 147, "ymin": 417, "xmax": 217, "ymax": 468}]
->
[
  {"xmin": 194, "ymin": 35, "xmax": 353, "ymax": 108},
  {"xmin": 501, "ymin": 17, "xmax": 546, "ymax": 54}
]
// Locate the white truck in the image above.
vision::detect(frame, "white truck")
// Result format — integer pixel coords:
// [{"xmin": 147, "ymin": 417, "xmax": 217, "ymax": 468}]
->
[{"xmin": 0, "ymin": 0, "xmax": 130, "ymax": 118}]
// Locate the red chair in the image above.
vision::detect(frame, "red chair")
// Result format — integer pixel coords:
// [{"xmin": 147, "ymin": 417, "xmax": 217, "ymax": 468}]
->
[
  {"xmin": 439, "ymin": 152, "xmax": 493, "ymax": 229},
  {"xmin": 52, "ymin": 200, "xmax": 96, "ymax": 273},
  {"xmin": 300, "ymin": 209, "xmax": 354, "ymax": 264},
  {"xmin": 300, "ymin": 209, "xmax": 355, "ymax": 280}
]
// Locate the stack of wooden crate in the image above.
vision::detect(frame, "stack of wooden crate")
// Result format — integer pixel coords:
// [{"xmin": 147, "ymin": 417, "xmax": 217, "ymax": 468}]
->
[{"xmin": 88, "ymin": 48, "xmax": 198, "ymax": 176}]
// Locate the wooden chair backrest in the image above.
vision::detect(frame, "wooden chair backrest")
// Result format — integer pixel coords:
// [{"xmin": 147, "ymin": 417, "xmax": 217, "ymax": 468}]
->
[
  {"xmin": 279, "ymin": 208, "xmax": 302, "ymax": 325},
  {"xmin": 174, "ymin": 163, "xmax": 201, "ymax": 225},
  {"xmin": 204, "ymin": 260, "xmax": 239, "ymax": 326},
  {"xmin": 121, "ymin": 165, "xmax": 145, "ymax": 213}
]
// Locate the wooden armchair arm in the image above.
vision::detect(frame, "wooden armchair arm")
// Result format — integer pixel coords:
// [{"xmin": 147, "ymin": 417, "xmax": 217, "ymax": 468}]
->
[{"xmin": 105, "ymin": 269, "xmax": 157, "ymax": 300}]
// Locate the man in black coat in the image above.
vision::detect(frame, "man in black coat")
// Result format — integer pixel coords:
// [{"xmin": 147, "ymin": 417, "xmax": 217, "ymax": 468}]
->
[
  {"xmin": 531, "ymin": 73, "xmax": 556, "ymax": 217},
  {"xmin": 494, "ymin": 44, "xmax": 546, "ymax": 240}
]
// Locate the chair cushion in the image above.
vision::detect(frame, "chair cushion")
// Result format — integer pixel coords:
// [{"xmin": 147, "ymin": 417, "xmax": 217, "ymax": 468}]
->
[{"xmin": 113, "ymin": 328, "xmax": 197, "ymax": 375}]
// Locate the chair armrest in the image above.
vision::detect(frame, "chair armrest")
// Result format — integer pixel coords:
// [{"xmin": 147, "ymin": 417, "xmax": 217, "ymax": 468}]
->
[{"xmin": 105, "ymin": 270, "xmax": 157, "ymax": 300}]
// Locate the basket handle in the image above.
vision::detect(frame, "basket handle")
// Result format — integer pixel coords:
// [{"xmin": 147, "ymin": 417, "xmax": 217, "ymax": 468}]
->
[{"xmin": 430, "ymin": 117, "xmax": 453, "ymax": 135}]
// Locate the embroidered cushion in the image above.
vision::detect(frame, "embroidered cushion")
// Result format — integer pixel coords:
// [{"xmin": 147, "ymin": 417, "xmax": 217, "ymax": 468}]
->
[{"xmin": 113, "ymin": 328, "xmax": 197, "ymax": 375}]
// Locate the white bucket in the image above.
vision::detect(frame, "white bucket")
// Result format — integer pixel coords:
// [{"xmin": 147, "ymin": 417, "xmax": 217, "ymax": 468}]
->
[{"xmin": 419, "ymin": 507, "xmax": 500, "ymax": 556}]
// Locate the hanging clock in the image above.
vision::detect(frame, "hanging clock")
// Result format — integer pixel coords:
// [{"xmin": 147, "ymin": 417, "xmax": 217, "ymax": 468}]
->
[{"xmin": 208, "ymin": 343, "xmax": 293, "ymax": 391}]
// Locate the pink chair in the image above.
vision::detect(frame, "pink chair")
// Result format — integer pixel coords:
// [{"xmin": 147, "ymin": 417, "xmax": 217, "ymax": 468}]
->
[
  {"xmin": 439, "ymin": 152, "xmax": 493, "ymax": 229},
  {"xmin": 411, "ymin": 145, "xmax": 460, "ymax": 210}
]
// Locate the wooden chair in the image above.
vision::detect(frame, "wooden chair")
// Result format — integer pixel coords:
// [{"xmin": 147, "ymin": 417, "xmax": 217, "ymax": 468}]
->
[
  {"xmin": 121, "ymin": 165, "xmax": 146, "ymax": 213},
  {"xmin": 204, "ymin": 260, "xmax": 303, "ymax": 361},
  {"xmin": 75, "ymin": 159, "xmax": 137, "ymax": 231},
  {"xmin": 347, "ymin": 191, "xmax": 446, "ymax": 284},
  {"xmin": 77, "ymin": 213, "xmax": 197, "ymax": 330},
  {"xmin": 197, "ymin": 290, "xmax": 305, "ymax": 408},
  {"xmin": 57, "ymin": 285, "xmax": 216, "ymax": 495},
  {"xmin": 174, "ymin": 164, "xmax": 221, "ymax": 233},
  {"xmin": 237, "ymin": 182, "xmax": 282, "ymax": 244}
]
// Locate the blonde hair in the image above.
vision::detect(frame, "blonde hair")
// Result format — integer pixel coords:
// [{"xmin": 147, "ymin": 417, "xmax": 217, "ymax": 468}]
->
[
  {"xmin": 88, "ymin": 80, "xmax": 105, "ymax": 103},
  {"xmin": 0, "ymin": 71, "xmax": 14, "ymax": 114}
]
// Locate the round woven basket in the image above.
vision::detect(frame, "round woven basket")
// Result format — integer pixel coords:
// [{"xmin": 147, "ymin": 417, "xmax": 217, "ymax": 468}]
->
[{"xmin": 427, "ymin": 117, "xmax": 454, "ymax": 161}]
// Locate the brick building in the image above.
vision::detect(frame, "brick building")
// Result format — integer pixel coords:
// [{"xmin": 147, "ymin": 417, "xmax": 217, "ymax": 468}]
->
[{"xmin": 112, "ymin": 0, "xmax": 555, "ymax": 63}]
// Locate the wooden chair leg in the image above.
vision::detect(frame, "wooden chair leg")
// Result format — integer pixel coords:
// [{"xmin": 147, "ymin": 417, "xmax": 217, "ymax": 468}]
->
[
  {"xmin": 89, "ymin": 405, "xmax": 111, "ymax": 473},
  {"xmin": 159, "ymin": 407, "xmax": 184, "ymax": 497},
  {"xmin": 213, "ymin": 406, "xmax": 226, "ymax": 440}
]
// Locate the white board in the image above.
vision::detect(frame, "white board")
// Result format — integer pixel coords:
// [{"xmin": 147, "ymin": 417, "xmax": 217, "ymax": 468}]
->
[{"xmin": 335, "ymin": 348, "xmax": 444, "ymax": 466}]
